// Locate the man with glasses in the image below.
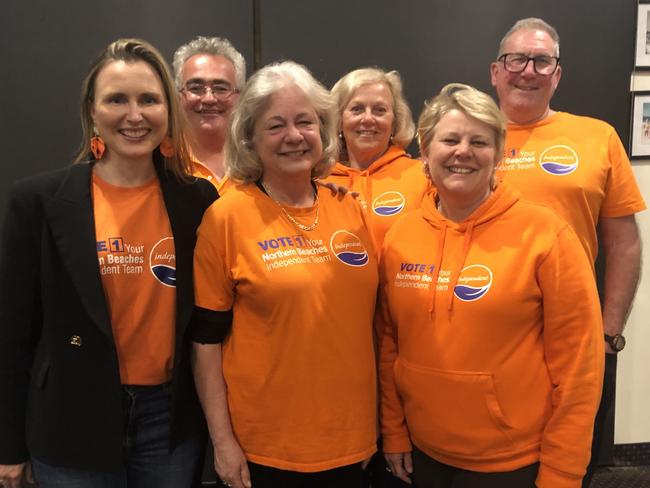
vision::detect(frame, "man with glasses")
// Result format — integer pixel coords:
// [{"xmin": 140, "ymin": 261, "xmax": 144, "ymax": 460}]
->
[
  {"xmin": 173, "ymin": 36, "xmax": 246, "ymax": 193},
  {"xmin": 491, "ymin": 17, "xmax": 645, "ymax": 487}
]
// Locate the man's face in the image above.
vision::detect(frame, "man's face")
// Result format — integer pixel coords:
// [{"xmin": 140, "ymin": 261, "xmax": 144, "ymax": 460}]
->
[
  {"xmin": 180, "ymin": 54, "xmax": 238, "ymax": 139},
  {"xmin": 490, "ymin": 29, "xmax": 562, "ymax": 125}
]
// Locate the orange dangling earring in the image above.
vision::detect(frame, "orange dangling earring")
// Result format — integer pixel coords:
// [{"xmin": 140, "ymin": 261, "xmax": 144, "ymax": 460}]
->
[
  {"xmin": 90, "ymin": 132, "xmax": 105, "ymax": 160},
  {"xmin": 159, "ymin": 135, "xmax": 175, "ymax": 157}
]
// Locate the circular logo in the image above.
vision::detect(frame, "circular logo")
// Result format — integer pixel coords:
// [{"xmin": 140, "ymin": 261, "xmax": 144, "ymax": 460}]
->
[
  {"xmin": 329, "ymin": 230, "xmax": 369, "ymax": 267},
  {"xmin": 149, "ymin": 237, "xmax": 176, "ymax": 287},
  {"xmin": 372, "ymin": 191, "xmax": 406, "ymax": 216},
  {"xmin": 539, "ymin": 145, "xmax": 579, "ymax": 175},
  {"xmin": 454, "ymin": 264, "xmax": 493, "ymax": 301}
]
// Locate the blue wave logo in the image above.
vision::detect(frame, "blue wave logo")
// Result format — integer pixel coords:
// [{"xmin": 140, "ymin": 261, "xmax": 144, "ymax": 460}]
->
[
  {"xmin": 149, "ymin": 237, "xmax": 176, "ymax": 287},
  {"xmin": 372, "ymin": 191, "xmax": 406, "ymax": 216},
  {"xmin": 330, "ymin": 230, "xmax": 369, "ymax": 267},
  {"xmin": 539, "ymin": 145, "xmax": 579, "ymax": 176},
  {"xmin": 454, "ymin": 264, "xmax": 493, "ymax": 301}
]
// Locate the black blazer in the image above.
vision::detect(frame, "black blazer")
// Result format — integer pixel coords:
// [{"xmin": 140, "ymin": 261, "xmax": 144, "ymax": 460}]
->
[{"xmin": 0, "ymin": 161, "xmax": 217, "ymax": 470}]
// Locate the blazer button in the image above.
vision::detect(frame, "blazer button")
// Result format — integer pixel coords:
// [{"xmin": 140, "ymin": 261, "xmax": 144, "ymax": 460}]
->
[{"xmin": 70, "ymin": 335, "xmax": 83, "ymax": 347}]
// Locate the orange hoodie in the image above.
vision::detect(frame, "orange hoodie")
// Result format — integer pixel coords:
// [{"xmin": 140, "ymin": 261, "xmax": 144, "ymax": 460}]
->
[
  {"xmin": 378, "ymin": 182, "xmax": 604, "ymax": 488},
  {"xmin": 323, "ymin": 145, "xmax": 429, "ymax": 249}
]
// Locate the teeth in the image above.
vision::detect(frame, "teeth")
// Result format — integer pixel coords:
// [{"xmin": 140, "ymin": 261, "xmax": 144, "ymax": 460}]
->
[
  {"xmin": 283, "ymin": 150, "xmax": 307, "ymax": 157},
  {"xmin": 120, "ymin": 129, "xmax": 148, "ymax": 138},
  {"xmin": 448, "ymin": 167, "xmax": 473, "ymax": 174}
]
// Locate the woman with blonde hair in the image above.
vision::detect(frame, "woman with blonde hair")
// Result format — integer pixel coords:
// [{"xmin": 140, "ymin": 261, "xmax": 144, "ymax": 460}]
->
[
  {"xmin": 379, "ymin": 84, "xmax": 603, "ymax": 487},
  {"xmin": 325, "ymin": 67, "xmax": 429, "ymax": 249},
  {"xmin": 0, "ymin": 39, "xmax": 216, "ymax": 487}
]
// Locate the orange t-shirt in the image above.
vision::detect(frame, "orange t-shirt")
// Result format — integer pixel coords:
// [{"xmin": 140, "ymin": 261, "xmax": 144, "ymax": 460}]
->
[
  {"xmin": 93, "ymin": 174, "xmax": 176, "ymax": 385},
  {"xmin": 496, "ymin": 112, "xmax": 646, "ymax": 264},
  {"xmin": 191, "ymin": 158, "xmax": 235, "ymax": 195},
  {"xmin": 194, "ymin": 183, "xmax": 378, "ymax": 472}
]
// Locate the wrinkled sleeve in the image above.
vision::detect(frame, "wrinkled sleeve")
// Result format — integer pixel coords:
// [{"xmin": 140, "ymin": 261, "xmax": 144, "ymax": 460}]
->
[
  {"xmin": 0, "ymin": 182, "xmax": 42, "ymax": 463},
  {"xmin": 377, "ymin": 244, "xmax": 412, "ymax": 454},
  {"xmin": 193, "ymin": 204, "xmax": 234, "ymax": 314},
  {"xmin": 600, "ymin": 128, "xmax": 646, "ymax": 218},
  {"xmin": 535, "ymin": 224, "xmax": 604, "ymax": 488}
]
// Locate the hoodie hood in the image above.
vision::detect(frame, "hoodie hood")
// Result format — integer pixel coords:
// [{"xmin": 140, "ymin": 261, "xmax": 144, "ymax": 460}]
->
[
  {"xmin": 329, "ymin": 145, "xmax": 410, "ymax": 215},
  {"xmin": 330, "ymin": 145, "xmax": 408, "ymax": 178},
  {"xmin": 420, "ymin": 181, "xmax": 519, "ymax": 317}
]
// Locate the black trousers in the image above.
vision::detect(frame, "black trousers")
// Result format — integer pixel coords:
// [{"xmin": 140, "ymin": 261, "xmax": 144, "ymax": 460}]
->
[
  {"xmin": 411, "ymin": 447, "xmax": 538, "ymax": 488},
  {"xmin": 582, "ymin": 353, "xmax": 618, "ymax": 487},
  {"xmin": 248, "ymin": 461, "xmax": 364, "ymax": 488}
]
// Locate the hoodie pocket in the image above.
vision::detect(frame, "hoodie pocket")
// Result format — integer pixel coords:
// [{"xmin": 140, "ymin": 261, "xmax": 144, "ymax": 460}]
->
[{"xmin": 395, "ymin": 358, "xmax": 516, "ymax": 457}]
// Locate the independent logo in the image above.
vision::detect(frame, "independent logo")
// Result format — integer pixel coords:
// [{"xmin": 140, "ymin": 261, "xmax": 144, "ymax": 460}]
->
[
  {"xmin": 539, "ymin": 145, "xmax": 579, "ymax": 175},
  {"xmin": 372, "ymin": 191, "xmax": 406, "ymax": 216},
  {"xmin": 454, "ymin": 264, "xmax": 493, "ymax": 301},
  {"xmin": 329, "ymin": 230, "xmax": 369, "ymax": 267},
  {"xmin": 149, "ymin": 237, "xmax": 176, "ymax": 287}
]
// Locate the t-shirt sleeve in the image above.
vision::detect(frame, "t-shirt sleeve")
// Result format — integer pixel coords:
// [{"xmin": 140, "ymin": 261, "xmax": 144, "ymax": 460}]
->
[
  {"xmin": 193, "ymin": 205, "xmax": 234, "ymax": 312},
  {"xmin": 600, "ymin": 127, "xmax": 646, "ymax": 218}
]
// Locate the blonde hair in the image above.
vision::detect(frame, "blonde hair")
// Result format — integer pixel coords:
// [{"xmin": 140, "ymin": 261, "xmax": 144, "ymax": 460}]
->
[
  {"xmin": 417, "ymin": 83, "xmax": 506, "ymax": 159},
  {"xmin": 226, "ymin": 61, "xmax": 339, "ymax": 182},
  {"xmin": 75, "ymin": 38, "xmax": 193, "ymax": 179},
  {"xmin": 332, "ymin": 67, "xmax": 415, "ymax": 156}
]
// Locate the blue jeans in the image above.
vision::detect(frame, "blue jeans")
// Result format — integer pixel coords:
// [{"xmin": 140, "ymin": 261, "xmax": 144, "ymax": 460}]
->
[{"xmin": 32, "ymin": 384, "xmax": 202, "ymax": 488}]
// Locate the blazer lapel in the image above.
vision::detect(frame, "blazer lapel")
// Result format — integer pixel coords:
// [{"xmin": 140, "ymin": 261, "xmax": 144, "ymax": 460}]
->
[
  {"xmin": 156, "ymin": 164, "xmax": 194, "ymax": 339},
  {"xmin": 44, "ymin": 163, "xmax": 113, "ymax": 341}
]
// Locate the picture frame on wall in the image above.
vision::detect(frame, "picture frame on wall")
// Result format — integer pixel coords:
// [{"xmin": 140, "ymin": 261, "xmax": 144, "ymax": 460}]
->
[
  {"xmin": 636, "ymin": 1, "xmax": 650, "ymax": 68},
  {"xmin": 630, "ymin": 92, "xmax": 650, "ymax": 159}
]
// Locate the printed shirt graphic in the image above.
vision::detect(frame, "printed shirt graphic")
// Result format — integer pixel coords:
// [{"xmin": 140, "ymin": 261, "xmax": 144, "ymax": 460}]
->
[
  {"xmin": 496, "ymin": 112, "xmax": 646, "ymax": 264},
  {"xmin": 323, "ymin": 146, "xmax": 430, "ymax": 250},
  {"xmin": 194, "ymin": 183, "xmax": 378, "ymax": 472},
  {"xmin": 93, "ymin": 174, "xmax": 175, "ymax": 385}
]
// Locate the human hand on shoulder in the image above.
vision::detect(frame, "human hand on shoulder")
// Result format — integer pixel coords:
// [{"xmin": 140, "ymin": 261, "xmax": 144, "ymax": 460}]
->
[{"xmin": 315, "ymin": 180, "xmax": 360, "ymax": 200}]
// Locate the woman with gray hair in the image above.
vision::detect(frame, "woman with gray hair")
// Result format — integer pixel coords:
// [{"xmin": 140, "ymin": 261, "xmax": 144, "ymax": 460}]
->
[
  {"xmin": 379, "ymin": 83, "xmax": 603, "ymax": 487},
  {"xmin": 190, "ymin": 61, "xmax": 378, "ymax": 488},
  {"xmin": 324, "ymin": 68, "xmax": 429, "ymax": 249}
]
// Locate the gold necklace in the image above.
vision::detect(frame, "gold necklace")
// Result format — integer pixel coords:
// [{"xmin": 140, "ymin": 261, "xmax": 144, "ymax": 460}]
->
[{"xmin": 261, "ymin": 182, "xmax": 319, "ymax": 232}]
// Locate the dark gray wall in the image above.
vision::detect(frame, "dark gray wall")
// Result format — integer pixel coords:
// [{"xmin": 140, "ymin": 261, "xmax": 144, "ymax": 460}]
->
[
  {"xmin": 259, "ymin": 0, "xmax": 635, "ymax": 150},
  {"xmin": 0, "ymin": 0, "xmax": 254, "ymax": 217},
  {"xmin": 0, "ymin": 0, "xmax": 636, "ymax": 219}
]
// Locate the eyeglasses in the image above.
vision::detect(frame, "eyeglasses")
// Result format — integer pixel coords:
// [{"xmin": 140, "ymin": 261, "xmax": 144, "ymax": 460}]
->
[
  {"xmin": 180, "ymin": 81, "xmax": 238, "ymax": 100},
  {"xmin": 498, "ymin": 53, "xmax": 560, "ymax": 75}
]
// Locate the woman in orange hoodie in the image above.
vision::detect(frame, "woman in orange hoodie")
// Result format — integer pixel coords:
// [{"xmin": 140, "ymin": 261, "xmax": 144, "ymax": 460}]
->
[
  {"xmin": 324, "ymin": 68, "xmax": 429, "ymax": 249},
  {"xmin": 379, "ymin": 84, "xmax": 603, "ymax": 488}
]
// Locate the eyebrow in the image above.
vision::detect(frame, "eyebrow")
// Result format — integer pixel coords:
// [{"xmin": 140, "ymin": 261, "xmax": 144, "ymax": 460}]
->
[{"xmin": 185, "ymin": 77, "xmax": 231, "ymax": 85}]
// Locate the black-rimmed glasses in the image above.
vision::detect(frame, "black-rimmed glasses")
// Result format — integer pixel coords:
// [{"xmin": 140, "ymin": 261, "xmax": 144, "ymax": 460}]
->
[{"xmin": 498, "ymin": 53, "xmax": 560, "ymax": 75}]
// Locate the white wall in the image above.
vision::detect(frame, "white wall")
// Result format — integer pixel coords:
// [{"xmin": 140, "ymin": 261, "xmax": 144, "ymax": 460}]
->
[{"xmin": 615, "ymin": 160, "xmax": 650, "ymax": 443}]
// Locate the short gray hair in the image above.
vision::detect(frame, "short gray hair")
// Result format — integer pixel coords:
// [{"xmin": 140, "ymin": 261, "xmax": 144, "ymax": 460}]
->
[
  {"xmin": 226, "ymin": 61, "xmax": 339, "ymax": 183},
  {"xmin": 173, "ymin": 36, "xmax": 246, "ymax": 90},
  {"xmin": 497, "ymin": 18, "xmax": 560, "ymax": 58}
]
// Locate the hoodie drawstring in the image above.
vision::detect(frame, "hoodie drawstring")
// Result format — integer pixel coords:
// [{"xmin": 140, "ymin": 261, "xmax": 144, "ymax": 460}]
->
[
  {"xmin": 428, "ymin": 221, "xmax": 447, "ymax": 318},
  {"xmin": 446, "ymin": 220, "xmax": 476, "ymax": 313}
]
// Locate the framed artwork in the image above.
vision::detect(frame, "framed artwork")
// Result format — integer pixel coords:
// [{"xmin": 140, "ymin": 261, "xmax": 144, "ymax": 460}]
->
[
  {"xmin": 630, "ymin": 92, "xmax": 650, "ymax": 159},
  {"xmin": 636, "ymin": 2, "xmax": 650, "ymax": 68}
]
